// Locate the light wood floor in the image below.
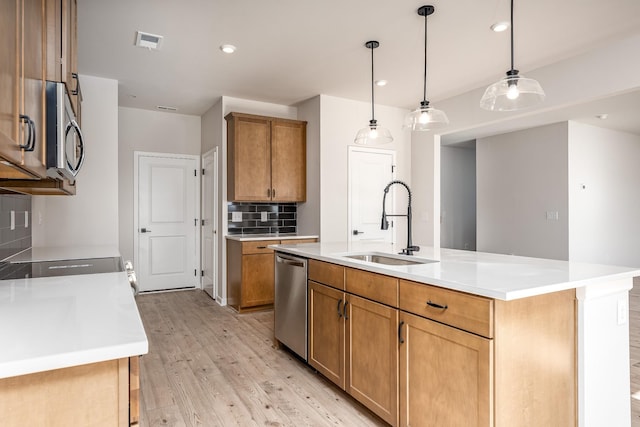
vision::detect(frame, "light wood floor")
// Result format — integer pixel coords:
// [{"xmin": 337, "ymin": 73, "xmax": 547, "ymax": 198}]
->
[
  {"xmin": 137, "ymin": 284, "xmax": 640, "ymax": 427},
  {"xmin": 135, "ymin": 290, "xmax": 385, "ymax": 427}
]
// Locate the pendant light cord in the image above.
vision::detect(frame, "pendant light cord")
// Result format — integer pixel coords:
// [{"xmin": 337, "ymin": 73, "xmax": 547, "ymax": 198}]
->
[
  {"xmin": 423, "ymin": 11, "xmax": 428, "ymax": 103},
  {"xmin": 370, "ymin": 45, "xmax": 375, "ymax": 121},
  {"xmin": 510, "ymin": 0, "xmax": 515, "ymax": 72}
]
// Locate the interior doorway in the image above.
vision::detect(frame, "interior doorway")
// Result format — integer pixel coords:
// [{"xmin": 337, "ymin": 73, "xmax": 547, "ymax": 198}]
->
[
  {"xmin": 348, "ymin": 146, "xmax": 396, "ymax": 243},
  {"xmin": 134, "ymin": 152, "xmax": 201, "ymax": 292},
  {"xmin": 201, "ymin": 148, "xmax": 218, "ymax": 300},
  {"xmin": 440, "ymin": 141, "xmax": 476, "ymax": 251}
]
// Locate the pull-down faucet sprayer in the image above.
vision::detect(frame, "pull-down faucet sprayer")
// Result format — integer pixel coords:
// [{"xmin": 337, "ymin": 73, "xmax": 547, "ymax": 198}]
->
[{"xmin": 381, "ymin": 180, "xmax": 420, "ymax": 255}]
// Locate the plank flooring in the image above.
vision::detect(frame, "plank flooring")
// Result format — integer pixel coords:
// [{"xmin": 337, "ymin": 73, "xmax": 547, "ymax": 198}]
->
[
  {"xmin": 135, "ymin": 290, "xmax": 385, "ymax": 427},
  {"xmin": 137, "ymin": 282, "xmax": 640, "ymax": 427}
]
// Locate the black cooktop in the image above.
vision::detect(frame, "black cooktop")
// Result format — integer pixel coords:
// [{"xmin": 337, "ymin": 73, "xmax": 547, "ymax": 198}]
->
[{"xmin": 0, "ymin": 257, "xmax": 124, "ymax": 280}]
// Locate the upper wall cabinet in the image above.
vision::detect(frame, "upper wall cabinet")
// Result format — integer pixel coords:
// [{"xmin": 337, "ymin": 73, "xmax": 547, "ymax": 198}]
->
[
  {"xmin": 226, "ymin": 112, "xmax": 307, "ymax": 202},
  {"xmin": 0, "ymin": 0, "xmax": 78, "ymax": 195},
  {"xmin": 0, "ymin": 0, "xmax": 48, "ymax": 180}
]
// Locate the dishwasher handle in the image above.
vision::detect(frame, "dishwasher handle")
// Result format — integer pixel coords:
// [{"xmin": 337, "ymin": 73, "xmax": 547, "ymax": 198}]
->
[{"xmin": 276, "ymin": 254, "xmax": 306, "ymax": 268}]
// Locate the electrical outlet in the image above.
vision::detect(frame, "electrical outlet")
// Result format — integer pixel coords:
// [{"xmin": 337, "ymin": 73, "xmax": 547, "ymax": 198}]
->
[
  {"xmin": 231, "ymin": 211, "xmax": 242, "ymax": 222},
  {"xmin": 546, "ymin": 211, "xmax": 559, "ymax": 221},
  {"xmin": 261, "ymin": 211, "xmax": 268, "ymax": 222}
]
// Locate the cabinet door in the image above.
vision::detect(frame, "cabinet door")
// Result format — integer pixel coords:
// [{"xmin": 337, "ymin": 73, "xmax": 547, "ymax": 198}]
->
[
  {"xmin": 308, "ymin": 281, "xmax": 345, "ymax": 389},
  {"xmin": 0, "ymin": 0, "xmax": 21, "ymax": 166},
  {"xmin": 241, "ymin": 253, "xmax": 274, "ymax": 307},
  {"xmin": 227, "ymin": 115, "xmax": 271, "ymax": 201},
  {"xmin": 270, "ymin": 119, "xmax": 306, "ymax": 202},
  {"xmin": 399, "ymin": 311, "xmax": 492, "ymax": 427},
  {"xmin": 346, "ymin": 294, "xmax": 399, "ymax": 426},
  {"xmin": 21, "ymin": 0, "xmax": 47, "ymax": 177}
]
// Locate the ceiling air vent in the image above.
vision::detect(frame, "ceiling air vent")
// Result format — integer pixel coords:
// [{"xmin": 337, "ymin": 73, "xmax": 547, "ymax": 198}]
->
[
  {"xmin": 156, "ymin": 105, "xmax": 177, "ymax": 112},
  {"xmin": 135, "ymin": 31, "xmax": 164, "ymax": 50}
]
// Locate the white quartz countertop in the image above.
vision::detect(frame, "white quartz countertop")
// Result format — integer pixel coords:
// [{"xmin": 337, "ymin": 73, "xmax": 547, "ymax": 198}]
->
[
  {"xmin": 4, "ymin": 245, "xmax": 122, "ymax": 263},
  {"xmin": 225, "ymin": 234, "xmax": 318, "ymax": 242},
  {"xmin": 271, "ymin": 241, "xmax": 640, "ymax": 300},
  {"xmin": 0, "ymin": 271, "xmax": 148, "ymax": 379}
]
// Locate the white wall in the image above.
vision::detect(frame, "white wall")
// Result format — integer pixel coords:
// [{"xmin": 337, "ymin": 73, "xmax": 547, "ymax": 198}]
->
[
  {"xmin": 32, "ymin": 75, "xmax": 119, "ymax": 248},
  {"xmin": 118, "ymin": 107, "xmax": 201, "ymax": 263},
  {"xmin": 318, "ymin": 95, "xmax": 411, "ymax": 243},
  {"xmin": 296, "ymin": 96, "xmax": 321, "ymax": 236},
  {"xmin": 411, "ymin": 132, "xmax": 440, "ymax": 247},
  {"xmin": 441, "ymin": 144, "xmax": 476, "ymax": 250},
  {"xmin": 477, "ymin": 123, "xmax": 569, "ymax": 260},
  {"xmin": 568, "ymin": 122, "xmax": 640, "ymax": 267}
]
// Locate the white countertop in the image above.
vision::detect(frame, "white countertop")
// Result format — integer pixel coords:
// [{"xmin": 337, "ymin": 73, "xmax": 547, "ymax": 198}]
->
[
  {"xmin": 226, "ymin": 234, "xmax": 318, "ymax": 242},
  {"xmin": 271, "ymin": 241, "xmax": 640, "ymax": 300},
  {"xmin": 4, "ymin": 245, "xmax": 122, "ymax": 263},
  {"xmin": 0, "ymin": 271, "xmax": 148, "ymax": 379}
]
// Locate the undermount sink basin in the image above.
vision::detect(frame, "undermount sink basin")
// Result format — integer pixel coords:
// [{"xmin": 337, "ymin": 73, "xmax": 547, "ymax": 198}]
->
[{"xmin": 343, "ymin": 252, "xmax": 436, "ymax": 266}]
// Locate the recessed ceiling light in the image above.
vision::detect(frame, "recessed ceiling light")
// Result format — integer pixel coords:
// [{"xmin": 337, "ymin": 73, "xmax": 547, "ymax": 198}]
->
[
  {"xmin": 375, "ymin": 80, "xmax": 388, "ymax": 87},
  {"xmin": 220, "ymin": 44, "xmax": 237, "ymax": 54},
  {"xmin": 596, "ymin": 114, "xmax": 608, "ymax": 120},
  {"xmin": 490, "ymin": 21, "xmax": 510, "ymax": 32}
]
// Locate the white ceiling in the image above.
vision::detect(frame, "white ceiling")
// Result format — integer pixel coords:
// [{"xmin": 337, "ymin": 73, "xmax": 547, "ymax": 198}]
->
[{"xmin": 77, "ymin": 0, "xmax": 640, "ymax": 138}]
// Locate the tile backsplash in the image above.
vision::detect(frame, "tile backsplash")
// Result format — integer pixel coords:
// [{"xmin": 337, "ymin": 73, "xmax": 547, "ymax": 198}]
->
[
  {"xmin": 0, "ymin": 194, "xmax": 31, "ymax": 260},
  {"xmin": 228, "ymin": 202, "xmax": 297, "ymax": 235}
]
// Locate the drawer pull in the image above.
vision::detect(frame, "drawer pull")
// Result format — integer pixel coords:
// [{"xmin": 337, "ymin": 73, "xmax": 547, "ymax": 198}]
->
[
  {"xmin": 426, "ymin": 300, "xmax": 448, "ymax": 310},
  {"xmin": 337, "ymin": 299, "xmax": 343, "ymax": 318},
  {"xmin": 398, "ymin": 321, "xmax": 405, "ymax": 344},
  {"xmin": 256, "ymin": 246, "xmax": 267, "ymax": 249}
]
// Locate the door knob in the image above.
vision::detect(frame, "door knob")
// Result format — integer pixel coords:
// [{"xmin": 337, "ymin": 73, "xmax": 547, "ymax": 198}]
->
[
  {"xmin": 140, "ymin": 228, "xmax": 151, "ymax": 233},
  {"xmin": 352, "ymin": 230, "xmax": 364, "ymax": 235}
]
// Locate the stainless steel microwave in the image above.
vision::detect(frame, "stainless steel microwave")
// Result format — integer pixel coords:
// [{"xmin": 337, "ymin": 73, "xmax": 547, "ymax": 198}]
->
[{"xmin": 45, "ymin": 81, "xmax": 85, "ymax": 181}]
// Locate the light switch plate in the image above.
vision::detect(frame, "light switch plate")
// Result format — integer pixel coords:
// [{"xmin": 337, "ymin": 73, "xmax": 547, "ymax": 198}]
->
[{"xmin": 232, "ymin": 211, "xmax": 242, "ymax": 222}]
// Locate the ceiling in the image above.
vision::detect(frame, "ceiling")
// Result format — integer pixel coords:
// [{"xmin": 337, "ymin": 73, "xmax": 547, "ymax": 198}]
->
[{"xmin": 77, "ymin": 0, "xmax": 640, "ymax": 138}]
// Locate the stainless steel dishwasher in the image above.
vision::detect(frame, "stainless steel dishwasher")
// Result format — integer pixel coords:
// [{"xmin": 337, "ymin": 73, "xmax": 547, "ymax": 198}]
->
[{"xmin": 274, "ymin": 252, "xmax": 308, "ymax": 361}]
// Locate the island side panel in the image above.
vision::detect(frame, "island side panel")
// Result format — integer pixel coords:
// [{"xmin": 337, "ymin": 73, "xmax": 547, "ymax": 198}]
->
[{"xmin": 493, "ymin": 289, "xmax": 577, "ymax": 427}]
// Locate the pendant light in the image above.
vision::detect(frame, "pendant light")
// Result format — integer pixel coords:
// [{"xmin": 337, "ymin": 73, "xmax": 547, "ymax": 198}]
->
[
  {"xmin": 404, "ymin": 5, "xmax": 449, "ymax": 131},
  {"xmin": 354, "ymin": 41, "xmax": 393, "ymax": 145},
  {"xmin": 480, "ymin": 0, "xmax": 545, "ymax": 111}
]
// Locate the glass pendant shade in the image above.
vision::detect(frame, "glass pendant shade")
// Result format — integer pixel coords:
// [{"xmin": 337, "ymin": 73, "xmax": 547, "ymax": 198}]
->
[
  {"xmin": 404, "ymin": 5, "xmax": 448, "ymax": 132},
  {"xmin": 354, "ymin": 119, "xmax": 393, "ymax": 145},
  {"xmin": 354, "ymin": 40, "xmax": 393, "ymax": 145},
  {"xmin": 404, "ymin": 101, "xmax": 449, "ymax": 131},
  {"xmin": 481, "ymin": 0, "xmax": 544, "ymax": 111},
  {"xmin": 480, "ymin": 71, "xmax": 545, "ymax": 111}
]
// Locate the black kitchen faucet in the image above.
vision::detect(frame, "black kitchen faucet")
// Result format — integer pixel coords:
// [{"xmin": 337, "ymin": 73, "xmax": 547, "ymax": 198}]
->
[{"xmin": 380, "ymin": 180, "xmax": 420, "ymax": 256}]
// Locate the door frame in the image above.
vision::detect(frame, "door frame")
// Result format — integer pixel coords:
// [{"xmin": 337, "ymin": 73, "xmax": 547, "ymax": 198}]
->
[
  {"xmin": 347, "ymin": 146, "xmax": 397, "ymax": 243},
  {"xmin": 133, "ymin": 151, "xmax": 202, "ymax": 290},
  {"xmin": 201, "ymin": 147, "xmax": 218, "ymax": 298}
]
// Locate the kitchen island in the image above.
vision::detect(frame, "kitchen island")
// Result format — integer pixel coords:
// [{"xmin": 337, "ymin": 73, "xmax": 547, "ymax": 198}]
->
[
  {"xmin": 273, "ymin": 241, "xmax": 639, "ymax": 427},
  {"xmin": 0, "ymin": 246, "xmax": 148, "ymax": 426}
]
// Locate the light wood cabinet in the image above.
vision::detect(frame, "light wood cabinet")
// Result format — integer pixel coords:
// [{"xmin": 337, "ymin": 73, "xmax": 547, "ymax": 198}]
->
[
  {"xmin": 307, "ymin": 261, "xmax": 577, "ymax": 427},
  {"xmin": 399, "ymin": 311, "xmax": 491, "ymax": 427},
  {"xmin": 0, "ymin": 0, "xmax": 47, "ymax": 180},
  {"xmin": 308, "ymin": 261, "xmax": 399, "ymax": 425},
  {"xmin": 226, "ymin": 112, "xmax": 306, "ymax": 202},
  {"xmin": 0, "ymin": 356, "xmax": 140, "ymax": 426},
  {"xmin": 0, "ymin": 0, "xmax": 78, "ymax": 194},
  {"xmin": 227, "ymin": 238, "xmax": 317, "ymax": 312}
]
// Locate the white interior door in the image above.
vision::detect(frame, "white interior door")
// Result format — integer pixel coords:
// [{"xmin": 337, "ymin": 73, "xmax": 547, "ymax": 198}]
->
[
  {"xmin": 136, "ymin": 153, "xmax": 200, "ymax": 292},
  {"xmin": 348, "ymin": 147, "xmax": 395, "ymax": 243},
  {"xmin": 201, "ymin": 148, "xmax": 217, "ymax": 300}
]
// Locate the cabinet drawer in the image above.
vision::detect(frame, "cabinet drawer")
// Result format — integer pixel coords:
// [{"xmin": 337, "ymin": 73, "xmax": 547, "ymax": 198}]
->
[
  {"xmin": 308, "ymin": 260, "xmax": 344, "ymax": 290},
  {"xmin": 242, "ymin": 240, "xmax": 279, "ymax": 254},
  {"xmin": 346, "ymin": 268, "xmax": 398, "ymax": 307},
  {"xmin": 399, "ymin": 280, "xmax": 494, "ymax": 338}
]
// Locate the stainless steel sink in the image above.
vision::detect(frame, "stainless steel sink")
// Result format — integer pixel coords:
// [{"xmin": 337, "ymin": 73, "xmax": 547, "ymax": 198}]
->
[{"xmin": 343, "ymin": 253, "xmax": 436, "ymax": 266}]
